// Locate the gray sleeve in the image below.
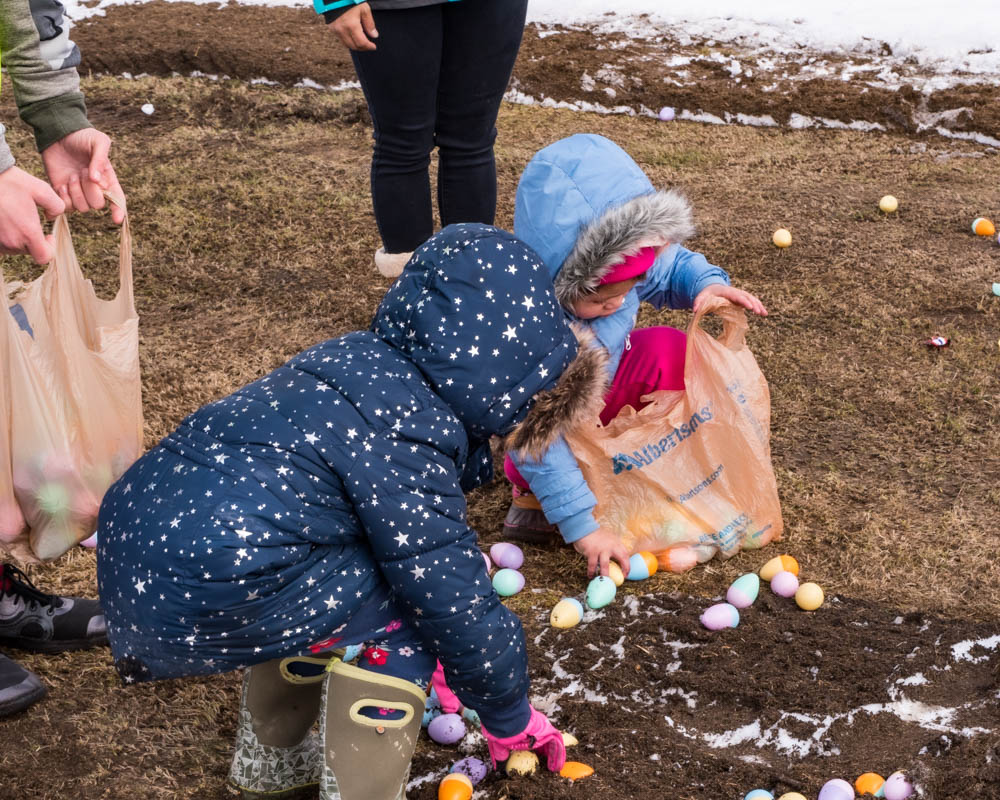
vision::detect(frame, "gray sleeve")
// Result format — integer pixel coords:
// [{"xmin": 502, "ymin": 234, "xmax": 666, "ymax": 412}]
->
[
  {"xmin": 0, "ymin": 124, "xmax": 15, "ymax": 172},
  {"xmin": 0, "ymin": 0, "xmax": 90, "ymax": 152}
]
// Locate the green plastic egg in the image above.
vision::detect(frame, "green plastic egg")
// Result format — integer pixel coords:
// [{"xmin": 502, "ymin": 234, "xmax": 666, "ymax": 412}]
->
[{"xmin": 585, "ymin": 575, "xmax": 616, "ymax": 610}]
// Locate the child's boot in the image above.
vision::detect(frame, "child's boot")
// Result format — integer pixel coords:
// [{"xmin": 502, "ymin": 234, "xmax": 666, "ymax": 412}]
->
[
  {"xmin": 374, "ymin": 248, "xmax": 413, "ymax": 278},
  {"xmin": 319, "ymin": 658, "xmax": 426, "ymax": 800},
  {"xmin": 228, "ymin": 656, "xmax": 329, "ymax": 799},
  {"xmin": 502, "ymin": 488, "xmax": 558, "ymax": 544}
]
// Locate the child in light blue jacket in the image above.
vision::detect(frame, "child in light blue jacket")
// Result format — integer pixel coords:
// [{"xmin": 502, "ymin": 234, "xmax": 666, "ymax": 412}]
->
[{"xmin": 503, "ymin": 134, "xmax": 767, "ymax": 577}]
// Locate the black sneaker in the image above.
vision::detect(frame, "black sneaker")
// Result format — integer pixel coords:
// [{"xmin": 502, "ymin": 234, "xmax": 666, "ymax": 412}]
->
[
  {"xmin": 0, "ymin": 653, "xmax": 46, "ymax": 717},
  {"xmin": 0, "ymin": 564, "xmax": 108, "ymax": 653}
]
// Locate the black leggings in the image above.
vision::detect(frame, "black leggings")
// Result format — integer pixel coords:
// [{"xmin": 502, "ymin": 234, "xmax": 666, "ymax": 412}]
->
[{"xmin": 351, "ymin": 0, "xmax": 529, "ymax": 254}]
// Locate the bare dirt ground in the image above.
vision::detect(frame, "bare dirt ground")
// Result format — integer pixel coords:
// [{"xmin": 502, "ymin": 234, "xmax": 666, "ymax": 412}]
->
[{"xmin": 1, "ymin": 5, "xmax": 999, "ymax": 799}]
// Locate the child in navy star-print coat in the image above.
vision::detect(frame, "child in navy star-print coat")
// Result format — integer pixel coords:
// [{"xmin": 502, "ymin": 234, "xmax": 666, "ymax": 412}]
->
[{"xmin": 96, "ymin": 224, "xmax": 606, "ymax": 799}]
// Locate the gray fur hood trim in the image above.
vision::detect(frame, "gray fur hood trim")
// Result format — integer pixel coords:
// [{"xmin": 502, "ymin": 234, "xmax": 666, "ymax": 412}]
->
[
  {"xmin": 506, "ymin": 326, "xmax": 608, "ymax": 460},
  {"xmin": 555, "ymin": 190, "xmax": 695, "ymax": 305}
]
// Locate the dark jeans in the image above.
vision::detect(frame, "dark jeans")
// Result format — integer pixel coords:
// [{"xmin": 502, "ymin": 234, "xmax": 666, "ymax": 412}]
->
[{"xmin": 351, "ymin": 0, "xmax": 529, "ymax": 254}]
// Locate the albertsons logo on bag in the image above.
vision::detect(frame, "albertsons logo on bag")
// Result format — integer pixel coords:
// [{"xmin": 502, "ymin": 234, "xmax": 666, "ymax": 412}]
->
[{"xmin": 611, "ymin": 404, "xmax": 713, "ymax": 474}]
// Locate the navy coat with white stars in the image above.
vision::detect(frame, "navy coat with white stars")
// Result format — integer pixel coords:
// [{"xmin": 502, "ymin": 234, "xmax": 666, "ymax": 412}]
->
[{"xmin": 96, "ymin": 223, "xmax": 603, "ymax": 736}]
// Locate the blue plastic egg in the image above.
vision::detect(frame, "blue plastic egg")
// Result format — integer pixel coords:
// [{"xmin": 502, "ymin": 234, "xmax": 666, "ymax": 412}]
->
[
  {"xmin": 744, "ymin": 791, "xmax": 774, "ymax": 800},
  {"xmin": 585, "ymin": 575, "xmax": 617, "ymax": 609},
  {"xmin": 626, "ymin": 552, "xmax": 652, "ymax": 580},
  {"xmin": 492, "ymin": 568, "xmax": 524, "ymax": 597},
  {"xmin": 726, "ymin": 573, "xmax": 760, "ymax": 608}
]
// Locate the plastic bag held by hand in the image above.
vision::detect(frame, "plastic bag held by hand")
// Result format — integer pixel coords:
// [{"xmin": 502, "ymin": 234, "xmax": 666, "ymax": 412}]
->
[
  {"xmin": 431, "ymin": 661, "xmax": 461, "ymax": 714},
  {"xmin": 482, "ymin": 707, "xmax": 567, "ymax": 772}
]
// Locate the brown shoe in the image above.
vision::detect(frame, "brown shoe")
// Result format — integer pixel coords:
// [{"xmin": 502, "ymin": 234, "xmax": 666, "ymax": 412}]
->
[{"xmin": 502, "ymin": 492, "xmax": 560, "ymax": 544}]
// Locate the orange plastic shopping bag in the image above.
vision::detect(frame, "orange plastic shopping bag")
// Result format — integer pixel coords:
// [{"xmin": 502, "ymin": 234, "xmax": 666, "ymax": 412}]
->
[
  {"xmin": 1, "ymin": 194, "xmax": 142, "ymax": 561},
  {"xmin": 565, "ymin": 296, "xmax": 782, "ymax": 572}
]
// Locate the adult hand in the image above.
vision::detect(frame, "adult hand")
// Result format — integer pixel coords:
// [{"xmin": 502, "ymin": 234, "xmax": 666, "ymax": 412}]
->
[
  {"xmin": 330, "ymin": 3, "xmax": 378, "ymax": 51},
  {"xmin": 0, "ymin": 166, "xmax": 65, "ymax": 264},
  {"xmin": 482, "ymin": 706, "xmax": 566, "ymax": 772},
  {"xmin": 573, "ymin": 527, "xmax": 631, "ymax": 578},
  {"xmin": 41, "ymin": 128, "xmax": 126, "ymax": 224},
  {"xmin": 693, "ymin": 283, "xmax": 768, "ymax": 316}
]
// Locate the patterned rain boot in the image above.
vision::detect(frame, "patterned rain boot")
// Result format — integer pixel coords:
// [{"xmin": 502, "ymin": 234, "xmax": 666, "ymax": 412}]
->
[
  {"xmin": 501, "ymin": 488, "xmax": 559, "ymax": 544},
  {"xmin": 228, "ymin": 656, "xmax": 329, "ymax": 800},
  {"xmin": 319, "ymin": 659, "xmax": 426, "ymax": 800}
]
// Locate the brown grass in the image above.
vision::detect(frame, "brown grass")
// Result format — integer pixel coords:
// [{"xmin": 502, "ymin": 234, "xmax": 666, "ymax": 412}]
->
[{"xmin": 1, "ymin": 74, "xmax": 999, "ymax": 798}]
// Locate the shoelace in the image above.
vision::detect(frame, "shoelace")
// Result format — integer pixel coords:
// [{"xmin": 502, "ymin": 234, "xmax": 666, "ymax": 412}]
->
[{"xmin": 0, "ymin": 564, "xmax": 62, "ymax": 611}]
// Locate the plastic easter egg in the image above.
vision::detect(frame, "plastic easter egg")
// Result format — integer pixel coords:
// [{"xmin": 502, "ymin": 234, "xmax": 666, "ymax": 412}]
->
[
  {"xmin": 657, "ymin": 546, "xmax": 699, "ymax": 573},
  {"xmin": 795, "ymin": 582, "xmax": 825, "ymax": 611},
  {"xmin": 492, "ymin": 568, "xmax": 524, "ymax": 597},
  {"xmin": 562, "ymin": 732, "xmax": 578, "ymax": 747},
  {"xmin": 559, "ymin": 761, "xmax": 594, "ymax": 780},
  {"xmin": 744, "ymin": 791, "xmax": 774, "ymax": 800},
  {"xmin": 692, "ymin": 544, "xmax": 717, "ymax": 563},
  {"xmin": 36, "ymin": 482, "xmax": 71, "ymax": 516},
  {"xmin": 482, "ymin": 552, "xmax": 492, "ymax": 573},
  {"xmin": 550, "ymin": 598, "xmax": 585, "ymax": 629},
  {"xmin": 772, "ymin": 228, "xmax": 792, "ymax": 248},
  {"xmin": 777, "ymin": 794, "xmax": 808, "ymax": 800},
  {"xmin": 658, "ymin": 106, "xmax": 675, "ymax": 121},
  {"xmin": 726, "ymin": 573, "xmax": 760, "ymax": 608},
  {"xmin": 79, "ymin": 533, "xmax": 98, "ymax": 548},
  {"xmin": 879, "ymin": 195, "xmax": 898, "ymax": 213},
  {"xmin": 607, "ymin": 561, "xmax": 626, "ymax": 586},
  {"xmin": 760, "ymin": 554, "xmax": 799, "ymax": 581},
  {"xmin": 342, "ymin": 644, "xmax": 363, "ymax": 663},
  {"xmin": 489, "ymin": 542, "xmax": 524, "ymax": 570},
  {"xmin": 818, "ymin": 778, "xmax": 856, "ymax": 800},
  {"xmin": 423, "ymin": 704, "xmax": 442, "ymax": 727},
  {"xmin": 427, "ymin": 713, "xmax": 466, "ymax": 745},
  {"xmin": 700, "ymin": 602, "xmax": 739, "ymax": 630},
  {"xmin": 506, "ymin": 749, "xmax": 538, "ymax": 775},
  {"xmin": 438, "ymin": 772, "xmax": 473, "ymax": 800},
  {"xmin": 855, "ymin": 773, "xmax": 885, "ymax": 795},
  {"xmin": 658, "ymin": 518, "xmax": 687, "ymax": 545},
  {"xmin": 627, "ymin": 551, "xmax": 658, "ymax": 580},
  {"xmin": 770, "ymin": 570, "xmax": 800, "ymax": 598},
  {"xmin": 451, "ymin": 757, "xmax": 488, "ymax": 786},
  {"xmin": 883, "ymin": 772, "xmax": 912, "ymax": 800},
  {"xmin": 585, "ymin": 575, "xmax": 617, "ymax": 609},
  {"xmin": 972, "ymin": 217, "xmax": 996, "ymax": 236}
]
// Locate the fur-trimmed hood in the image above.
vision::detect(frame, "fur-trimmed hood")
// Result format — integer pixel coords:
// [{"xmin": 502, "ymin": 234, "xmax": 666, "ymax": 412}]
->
[
  {"xmin": 514, "ymin": 133, "xmax": 696, "ymax": 306},
  {"xmin": 505, "ymin": 326, "xmax": 608, "ymax": 460}
]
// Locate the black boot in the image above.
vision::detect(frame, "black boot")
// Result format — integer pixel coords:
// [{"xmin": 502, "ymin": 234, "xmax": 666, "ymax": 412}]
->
[{"xmin": 0, "ymin": 652, "xmax": 46, "ymax": 717}]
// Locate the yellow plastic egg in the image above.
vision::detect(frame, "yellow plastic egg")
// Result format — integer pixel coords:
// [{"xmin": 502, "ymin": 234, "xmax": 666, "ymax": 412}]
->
[
  {"xmin": 506, "ymin": 750, "xmax": 539, "ymax": 776},
  {"xmin": 777, "ymin": 794, "xmax": 808, "ymax": 800},
  {"xmin": 607, "ymin": 561, "xmax": 625, "ymax": 587},
  {"xmin": 972, "ymin": 217, "xmax": 996, "ymax": 236},
  {"xmin": 759, "ymin": 554, "xmax": 799, "ymax": 581},
  {"xmin": 550, "ymin": 598, "xmax": 584, "ymax": 629},
  {"xmin": 772, "ymin": 228, "xmax": 792, "ymax": 248},
  {"xmin": 879, "ymin": 195, "xmax": 899, "ymax": 213},
  {"xmin": 795, "ymin": 581, "xmax": 824, "ymax": 611},
  {"xmin": 559, "ymin": 761, "xmax": 594, "ymax": 780},
  {"xmin": 438, "ymin": 772, "xmax": 473, "ymax": 800},
  {"xmin": 562, "ymin": 732, "xmax": 578, "ymax": 747},
  {"xmin": 856, "ymin": 772, "xmax": 886, "ymax": 795}
]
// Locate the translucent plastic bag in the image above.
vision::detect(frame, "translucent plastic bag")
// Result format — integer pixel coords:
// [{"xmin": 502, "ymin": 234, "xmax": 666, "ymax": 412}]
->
[
  {"xmin": 1, "ymin": 195, "xmax": 142, "ymax": 561},
  {"xmin": 565, "ymin": 296, "xmax": 783, "ymax": 572}
]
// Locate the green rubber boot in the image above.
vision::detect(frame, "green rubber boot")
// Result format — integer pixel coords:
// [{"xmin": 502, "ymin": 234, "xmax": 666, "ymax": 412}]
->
[
  {"xmin": 319, "ymin": 659, "xmax": 426, "ymax": 800},
  {"xmin": 228, "ymin": 656, "xmax": 330, "ymax": 799}
]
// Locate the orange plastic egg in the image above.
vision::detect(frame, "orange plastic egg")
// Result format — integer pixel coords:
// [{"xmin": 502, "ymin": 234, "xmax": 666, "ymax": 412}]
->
[
  {"xmin": 656, "ymin": 546, "xmax": 698, "ymax": 573},
  {"xmin": 855, "ymin": 773, "xmax": 885, "ymax": 795},
  {"xmin": 639, "ymin": 551, "xmax": 658, "ymax": 576},
  {"xmin": 972, "ymin": 217, "xmax": 996, "ymax": 236},
  {"xmin": 759, "ymin": 554, "xmax": 799, "ymax": 581},
  {"xmin": 559, "ymin": 761, "xmax": 594, "ymax": 780},
  {"xmin": 438, "ymin": 772, "xmax": 473, "ymax": 800}
]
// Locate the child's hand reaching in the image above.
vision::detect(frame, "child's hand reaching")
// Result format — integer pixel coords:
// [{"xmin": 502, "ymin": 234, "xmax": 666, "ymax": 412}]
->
[
  {"xmin": 573, "ymin": 527, "xmax": 631, "ymax": 578},
  {"xmin": 693, "ymin": 283, "xmax": 767, "ymax": 317}
]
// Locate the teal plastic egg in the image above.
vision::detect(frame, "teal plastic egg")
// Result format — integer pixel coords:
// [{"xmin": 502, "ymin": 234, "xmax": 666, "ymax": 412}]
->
[
  {"xmin": 492, "ymin": 568, "xmax": 524, "ymax": 597},
  {"xmin": 726, "ymin": 573, "xmax": 760, "ymax": 608},
  {"xmin": 585, "ymin": 575, "xmax": 616, "ymax": 609},
  {"xmin": 744, "ymin": 791, "xmax": 774, "ymax": 800}
]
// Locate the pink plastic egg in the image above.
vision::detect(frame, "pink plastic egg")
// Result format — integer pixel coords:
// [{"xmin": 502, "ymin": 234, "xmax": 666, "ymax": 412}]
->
[
  {"xmin": 883, "ymin": 772, "xmax": 913, "ymax": 800},
  {"xmin": 482, "ymin": 552, "xmax": 492, "ymax": 573},
  {"xmin": 428, "ymin": 712, "xmax": 467, "ymax": 745},
  {"xmin": 658, "ymin": 106, "xmax": 675, "ymax": 121},
  {"xmin": 489, "ymin": 542, "xmax": 524, "ymax": 570},
  {"xmin": 770, "ymin": 570, "xmax": 800, "ymax": 598},
  {"xmin": 700, "ymin": 602, "xmax": 739, "ymax": 630},
  {"xmin": 818, "ymin": 778, "xmax": 855, "ymax": 800}
]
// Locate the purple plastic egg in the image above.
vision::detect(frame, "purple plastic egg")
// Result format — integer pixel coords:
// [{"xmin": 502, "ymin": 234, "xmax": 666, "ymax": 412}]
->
[
  {"xmin": 818, "ymin": 778, "xmax": 855, "ymax": 800},
  {"xmin": 489, "ymin": 542, "xmax": 524, "ymax": 570},
  {"xmin": 883, "ymin": 772, "xmax": 913, "ymax": 800},
  {"xmin": 658, "ymin": 106, "xmax": 675, "ymax": 121},
  {"xmin": 451, "ymin": 756, "xmax": 488, "ymax": 785},
  {"xmin": 427, "ymin": 712, "xmax": 467, "ymax": 745},
  {"xmin": 700, "ymin": 602, "xmax": 739, "ymax": 631},
  {"xmin": 770, "ymin": 570, "xmax": 800, "ymax": 598}
]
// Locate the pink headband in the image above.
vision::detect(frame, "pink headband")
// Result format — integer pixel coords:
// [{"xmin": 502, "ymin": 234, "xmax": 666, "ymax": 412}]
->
[{"xmin": 598, "ymin": 246, "xmax": 657, "ymax": 285}]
